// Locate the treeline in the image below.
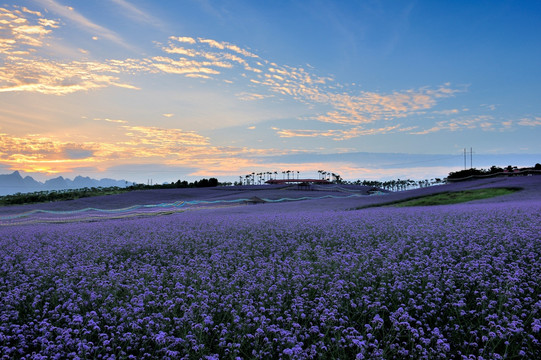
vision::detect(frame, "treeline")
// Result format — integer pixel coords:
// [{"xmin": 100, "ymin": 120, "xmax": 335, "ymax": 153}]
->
[
  {"xmin": 345, "ymin": 178, "xmax": 444, "ymax": 191},
  {"xmin": 0, "ymin": 186, "xmax": 129, "ymax": 206},
  {"xmin": 342, "ymin": 163, "xmax": 541, "ymax": 191},
  {"xmin": 0, "ymin": 178, "xmax": 223, "ymax": 206},
  {"xmin": 448, "ymin": 163, "xmax": 541, "ymax": 180},
  {"xmin": 129, "ymin": 177, "xmax": 221, "ymax": 189}
]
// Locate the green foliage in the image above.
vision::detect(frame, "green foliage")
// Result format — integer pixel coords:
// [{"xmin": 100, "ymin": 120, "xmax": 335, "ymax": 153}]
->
[
  {"xmin": 0, "ymin": 187, "xmax": 129, "ymax": 206},
  {"xmin": 393, "ymin": 187, "xmax": 521, "ymax": 207},
  {"xmin": 131, "ymin": 177, "xmax": 220, "ymax": 190},
  {"xmin": 447, "ymin": 163, "xmax": 540, "ymax": 180},
  {"xmin": 0, "ymin": 178, "xmax": 222, "ymax": 206}
]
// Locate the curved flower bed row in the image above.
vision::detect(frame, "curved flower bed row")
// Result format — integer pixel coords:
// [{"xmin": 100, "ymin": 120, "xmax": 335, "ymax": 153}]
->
[{"xmin": 1, "ymin": 201, "xmax": 540, "ymax": 359}]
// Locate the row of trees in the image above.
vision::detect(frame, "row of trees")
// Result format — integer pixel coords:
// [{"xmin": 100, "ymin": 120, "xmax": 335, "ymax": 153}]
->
[
  {"xmin": 346, "ymin": 163, "xmax": 540, "ymax": 191},
  {"xmin": 131, "ymin": 178, "xmax": 221, "ymax": 189},
  {"xmin": 0, "ymin": 178, "xmax": 224, "ymax": 206},
  {"xmin": 237, "ymin": 170, "xmax": 344, "ymax": 185},
  {"xmin": 345, "ymin": 178, "xmax": 444, "ymax": 191},
  {"xmin": 448, "ymin": 164, "xmax": 541, "ymax": 180},
  {"xmin": 317, "ymin": 170, "xmax": 342, "ymax": 182},
  {"xmin": 0, "ymin": 186, "xmax": 129, "ymax": 206},
  {"xmin": 4, "ymin": 164, "xmax": 537, "ymax": 206},
  {"xmin": 238, "ymin": 171, "xmax": 303, "ymax": 185}
]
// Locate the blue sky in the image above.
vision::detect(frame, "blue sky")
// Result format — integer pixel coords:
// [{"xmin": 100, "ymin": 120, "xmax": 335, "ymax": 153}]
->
[{"xmin": 0, "ymin": 0, "xmax": 539, "ymax": 183}]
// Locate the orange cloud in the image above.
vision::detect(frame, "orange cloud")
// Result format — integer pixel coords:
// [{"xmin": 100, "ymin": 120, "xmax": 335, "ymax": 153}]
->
[
  {"xmin": 150, "ymin": 56, "xmax": 225, "ymax": 76},
  {"xmin": 0, "ymin": 120, "xmax": 298, "ymax": 176},
  {"xmin": 0, "ymin": 57, "xmax": 140, "ymax": 94},
  {"xmin": 273, "ymin": 125, "xmax": 408, "ymax": 140},
  {"xmin": 197, "ymin": 38, "xmax": 258, "ymax": 58},
  {"xmin": 2, "ymin": 6, "xmax": 460, "ymax": 132},
  {"xmin": 236, "ymin": 92, "xmax": 272, "ymax": 101},
  {"xmin": 170, "ymin": 36, "xmax": 197, "ymax": 44},
  {"xmin": 21, "ymin": 7, "xmax": 43, "ymax": 17},
  {"xmin": 1, "ymin": 5, "xmax": 467, "ymax": 148},
  {"xmin": 122, "ymin": 125, "xmax": 210, "ymax": 147},
  {"xmin": 0, "ymin": 6, "xmax": 58, "ymax": 55}
]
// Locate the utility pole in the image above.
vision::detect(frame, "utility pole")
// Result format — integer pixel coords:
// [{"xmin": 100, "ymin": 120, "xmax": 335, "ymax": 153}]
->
[
  {"xmin": 464, "ymin": 148, "xmax": 466, "ymax": 170},
  {"xmin": 470, "ymin": 147, "xmax": 473, "ymax": 169}
]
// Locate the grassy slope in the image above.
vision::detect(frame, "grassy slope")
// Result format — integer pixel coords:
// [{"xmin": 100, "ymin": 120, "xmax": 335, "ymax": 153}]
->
[{"xmin": 386, "ymin": 187, "xmax": 521, "ymax": 207}]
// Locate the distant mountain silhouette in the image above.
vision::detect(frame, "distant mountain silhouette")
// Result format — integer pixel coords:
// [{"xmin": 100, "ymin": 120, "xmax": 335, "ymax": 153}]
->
[{"xmin": 0, "ymin": 171, "xmax": 130, "ymax": 196}]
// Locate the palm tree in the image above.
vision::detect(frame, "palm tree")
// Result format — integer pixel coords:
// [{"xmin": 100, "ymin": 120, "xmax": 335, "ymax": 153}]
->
[{"xmin": 407, "ymin": 179, "xmax": 414, "ymax": 189}]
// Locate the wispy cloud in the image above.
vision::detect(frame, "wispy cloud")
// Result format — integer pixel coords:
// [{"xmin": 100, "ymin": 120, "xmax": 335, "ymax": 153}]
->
[
  {"xmin": 150, "ymin": 55, "xmax": 230, "ymax": 76},
  {"xmin": 122, "ymin": 125, "xmax": 210, "ymax": 147},
  {"xmin": 273, "ymin": 125, "xmax": 413, "ymax": 140},
  {"xmin": 0, "ymin": 5, "xmax": 142, "ymax": 94},
  {"xmin": 1, "ymin": 6, "xmax": 506, "ymax": 145},
  {"xmin": 0, "ymin": 57, "xmax": 140, "ymax": 94},
  {"xmin": 481, "ymin": 104, "xmax": 497, "ymax": 111},
  {"xmin": 93, "ymin": 118, "xmax": 128, "ymax": 124},
  {"xmin": 0, "ymin": 6, "xmax": 58, "ymax": 55},
  {"xmin": 1, "ymin": 4, "xmax": 461, "ymax": 135},
  {"xmin": 0, "ymin": 119, "xmax": 290, "ymax": 175},
  {"xmin": 518, "ymin": 117, "xmax": 541, "ymax": 127},
  {"xmin": 198, "ymin": 38, "xmax": 259, "ymax": 58},
  {"xmin": 162, "ymin": 37, "xmax": 261, "ymax": 73},
  {"xmin": 410, "ymin": 115, "xmax": 495, "ymax": 135},
  {"xmin": 172, "ymin": 36, "xmax": 197, "ymax": 44},
  {"xmin": 0, "ymin": 121, "xmax": 207, "ymax": 173},
  {"xmin": 153, "ymin": 36, "xmax": 461, "ymax": 138},
  {"xmin": 236, "ymin": 92, "xmax": 273, "ymax": 101},
  {"xmin": 33, "ymin": 0, "xmax": 133, "ymax": 50},
  {"xmin": 109, "ymin": 0, "xmax": 164, "ymax": 29},
  {"xmin": 432, "ymin": 109, "xmax": 461, "ymax": 115}
]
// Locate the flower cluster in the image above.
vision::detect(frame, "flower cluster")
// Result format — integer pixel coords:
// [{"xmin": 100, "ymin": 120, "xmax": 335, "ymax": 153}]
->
[{"xmin": 1, "ymin": 200, "xmax": 540, "ymax": 358}]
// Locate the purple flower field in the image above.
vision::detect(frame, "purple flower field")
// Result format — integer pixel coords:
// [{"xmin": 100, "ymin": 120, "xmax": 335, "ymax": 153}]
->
[{"xmin": 1, "ymin": 178, "xmax": 541, "ymax": 359}]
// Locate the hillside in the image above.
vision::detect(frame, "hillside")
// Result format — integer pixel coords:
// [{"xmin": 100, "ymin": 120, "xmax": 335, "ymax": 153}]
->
[{"xmin": 1, "ymin": 176, "xmax": 539, "ymax": 225}]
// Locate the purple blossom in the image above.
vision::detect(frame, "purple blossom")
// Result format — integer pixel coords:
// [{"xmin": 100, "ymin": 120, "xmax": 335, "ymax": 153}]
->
[{"xmin": 0, "ymin": 179, "xmax": 540, "ymax": 358}]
